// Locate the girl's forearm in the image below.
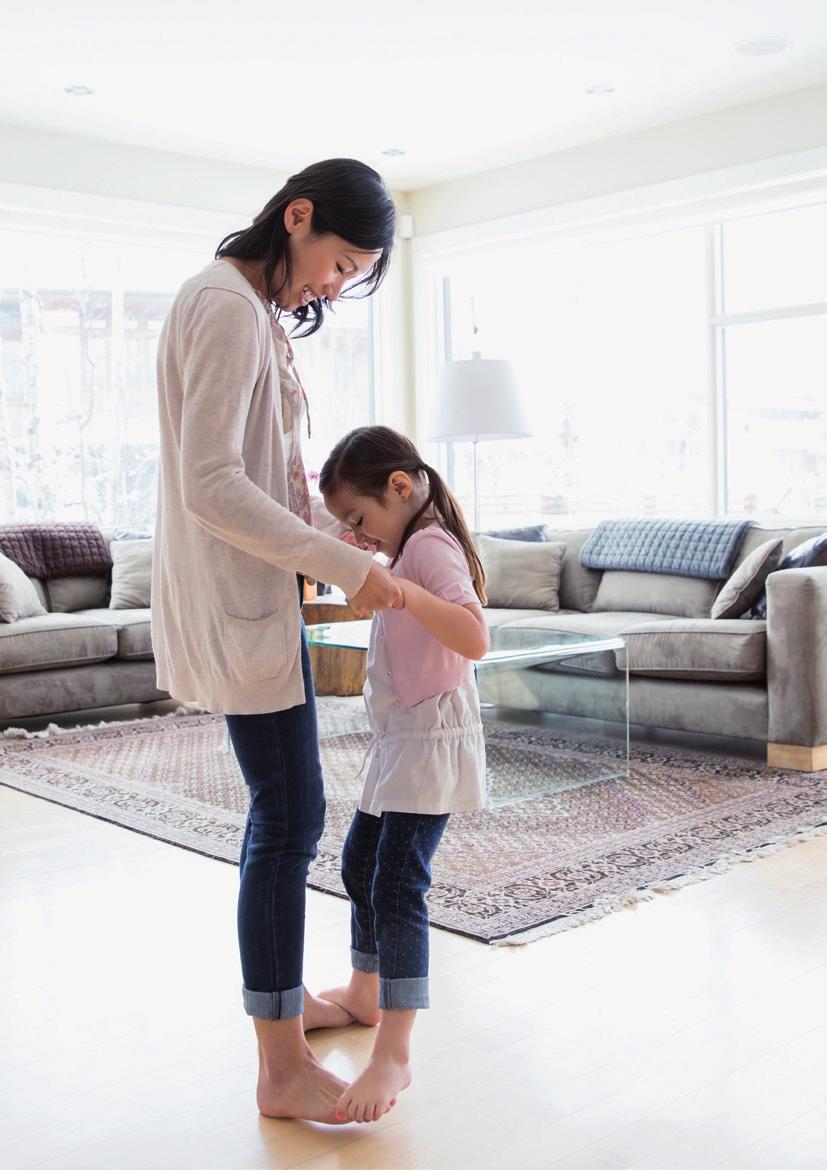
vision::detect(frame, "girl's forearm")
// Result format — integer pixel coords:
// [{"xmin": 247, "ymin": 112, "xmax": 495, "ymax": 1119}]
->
[{"xmin": 398, "ymin": 580, "xmax": 489, "ymax": 660}]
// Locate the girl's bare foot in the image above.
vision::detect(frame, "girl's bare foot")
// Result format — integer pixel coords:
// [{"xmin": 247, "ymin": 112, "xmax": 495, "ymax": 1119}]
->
[
  {"xmin": 335, "ymin": 1053, "xmax": 412, "ymax": 1123},
  {"xmin": 256, "ymin": 1053, "xmax": 351, "ymax": 1124},
  {"xmin": 302, "ymin": 985, "xmax": 353, "ymax": 1031},
  {"xmin": 335, "ymin": 1006, "xmax": 416, "ymax": 1123},
  {"xmin": 319, "ymin": 970, "xmax": 381, "ymax": 1027}
]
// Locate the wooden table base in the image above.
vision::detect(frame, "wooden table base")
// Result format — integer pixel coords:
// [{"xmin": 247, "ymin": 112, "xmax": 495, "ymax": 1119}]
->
[{"xmin": 303, "ymin": 597, "xmax": 367, "ymax": 697}]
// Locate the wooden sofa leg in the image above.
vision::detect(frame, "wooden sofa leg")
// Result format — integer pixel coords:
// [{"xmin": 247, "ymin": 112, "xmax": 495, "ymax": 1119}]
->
[{"xmin": 767, "ymin": 743, "xmax": 827, "ymax": 772}]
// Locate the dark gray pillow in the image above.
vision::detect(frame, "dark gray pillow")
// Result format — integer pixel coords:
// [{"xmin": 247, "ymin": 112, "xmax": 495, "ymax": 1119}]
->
[
  {"xmin": 743, "ymin": 532, "xmax": 827, "ymax": 619},
  {"xmin": 711, "ymin": 538, "xmax": 783, "ymax": 619},
  {"xmin": 480, "ymin": 524, "xmax": 547, "ymax": 542}
]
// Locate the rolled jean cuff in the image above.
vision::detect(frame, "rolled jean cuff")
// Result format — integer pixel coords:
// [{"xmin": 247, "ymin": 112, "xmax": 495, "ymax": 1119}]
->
[
  {"xmin": 242, "ymin": 983, "xmax": 304, "ymax": 1020},
  {"xmin": 351, "ymin": 947, "xmax": 380, "ymax": 974},
  {"xmin": 379, "ymin": 976, "xmax": 429, "ymax": 1010}
]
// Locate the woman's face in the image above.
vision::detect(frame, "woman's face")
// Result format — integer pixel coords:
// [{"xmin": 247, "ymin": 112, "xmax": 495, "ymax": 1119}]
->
[{"xmin": 277, "ymin": 198, "xmax": 382, "ymax": 312}]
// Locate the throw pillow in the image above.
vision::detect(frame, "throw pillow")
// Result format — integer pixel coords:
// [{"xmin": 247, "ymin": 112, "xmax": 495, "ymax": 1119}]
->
[
  {"xmin": 711, "ymin": 537, "xmax": 784, "ymax": 620},
  {"xmin": 109, "ymin": 539, "xmax": 153, "ymax": 609},
  {"xmin": 477, "ymin": 534, "xmax": 565, "ymax": 611},
  {"xmin": 0, "ymin": 551, "xmax": 48, "ymax": 622},
  {"xmin": 744, "ymin": 531, "xmax": 827, "ymax": 620}
]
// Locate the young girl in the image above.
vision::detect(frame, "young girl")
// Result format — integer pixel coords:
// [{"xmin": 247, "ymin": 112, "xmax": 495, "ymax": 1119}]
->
[{"xmin": 316, "ymin": 425, "xmax": 489, "ymax": 1124}]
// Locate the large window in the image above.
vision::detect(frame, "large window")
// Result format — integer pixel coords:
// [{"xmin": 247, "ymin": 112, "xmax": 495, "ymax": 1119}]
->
[
  {"xmin": 288, "ymin": 297, "xmax": 373, "ymax": 487},
  {"xmin": 717, "ymin": 204, "xmax": 827, "ymax": 518},
  {"xmin": 0, "ymin": 225, "xmax": 374, "ymax": 526},
  {"xmin": 428, "ymin": 197, "xmax": 827, "ymax": 528},
  {"xmin": 0, "ymin": 229, "xmax": 206, "ymax": 526}
]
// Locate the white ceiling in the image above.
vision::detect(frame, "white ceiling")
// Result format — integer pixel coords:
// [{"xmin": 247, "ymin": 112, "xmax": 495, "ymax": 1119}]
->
[{"xmin": 5, "ymin": 0, "xmax": 827, "ymax": 190}]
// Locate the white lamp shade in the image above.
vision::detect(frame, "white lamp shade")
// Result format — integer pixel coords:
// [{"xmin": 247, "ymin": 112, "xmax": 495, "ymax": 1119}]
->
[{"xmin": 430, "ymin": 353, "xmax": 532, "ymax": 442}]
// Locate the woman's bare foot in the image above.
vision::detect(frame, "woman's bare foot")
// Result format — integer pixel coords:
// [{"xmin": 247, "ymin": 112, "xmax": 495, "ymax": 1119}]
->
[
  {"xmin": 319, "ymin": 970, "xmax": 381, "ymax": 1027},
  {"xmin": 256, "ymin": 1053, "xmax": 352, "ymax": 1124},
  {"xmin": 335, "ymin": 1052, "xmax": 412, "ymax": 1123},
  {"xmin": 302, "ymin": 985, "xmax": 353, "ymax": 1031}
]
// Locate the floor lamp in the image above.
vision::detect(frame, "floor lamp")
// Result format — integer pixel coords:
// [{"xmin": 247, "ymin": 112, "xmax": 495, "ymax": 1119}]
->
[{"xmin": 430, "ymin": 351, "xmax": 532, "ymax": 531}]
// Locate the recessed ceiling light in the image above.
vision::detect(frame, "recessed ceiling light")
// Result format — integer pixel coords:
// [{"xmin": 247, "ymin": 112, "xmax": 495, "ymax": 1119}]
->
[
  {"xmin": 735, "ymin": 36, "xmax": 792, "ymax": 56},
  {"xmin": 586, "ymin": 84, "xmax": 615, "ymax": 95},
  {"xmin": 381, "ymin": 147, "xmax": 406, "ymax": 157},
  {"xmin": 64, "ymin": 84, "xmax": 95, "ymax": 96}
]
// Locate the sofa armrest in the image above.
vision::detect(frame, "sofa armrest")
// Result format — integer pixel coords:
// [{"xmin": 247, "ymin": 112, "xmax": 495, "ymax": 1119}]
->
[{"xmin": 767, "ymin": 566, "xmax": 827, "ymax": 749}]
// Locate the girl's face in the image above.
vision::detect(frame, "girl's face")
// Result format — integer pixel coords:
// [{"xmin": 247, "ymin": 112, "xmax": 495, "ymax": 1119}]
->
[
  {"xmin": 325, "ymin": 473, "xmax": 414, "ymax": 558},
  {"xmin": 277, "ymin": 199, "xmax": 382, "ymax": 312}
]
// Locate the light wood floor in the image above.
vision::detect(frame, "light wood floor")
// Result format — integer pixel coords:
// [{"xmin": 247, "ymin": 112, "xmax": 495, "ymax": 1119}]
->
[{"xmin": 2, "ymin": 716, "xmax": 827, "ymax": 1170}]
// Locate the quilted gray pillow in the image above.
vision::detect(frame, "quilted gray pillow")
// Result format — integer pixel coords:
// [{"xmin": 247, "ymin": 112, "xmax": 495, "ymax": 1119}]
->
[
  {"xmin": 711, "ymin": 537, "xmax": 783, "ymax": 620},
  {"xmin": 0, "ymin": 551, "xmax": 48, "ymax": 622}
]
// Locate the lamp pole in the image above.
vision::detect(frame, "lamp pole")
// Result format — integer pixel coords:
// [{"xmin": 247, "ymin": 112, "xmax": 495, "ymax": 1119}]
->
[{"xmin": 472, "ymin": 438, "xmax": 480, "ymax": 532}]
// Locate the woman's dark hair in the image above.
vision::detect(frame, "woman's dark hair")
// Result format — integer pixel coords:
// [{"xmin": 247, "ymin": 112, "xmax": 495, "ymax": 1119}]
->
[
  {"xmin": 215, "ymin": 158, "xmax": 396, "ymax": 337},
  {"xmin": 319, "ymin": 426, "xmax": 486, "ymax": 604}
]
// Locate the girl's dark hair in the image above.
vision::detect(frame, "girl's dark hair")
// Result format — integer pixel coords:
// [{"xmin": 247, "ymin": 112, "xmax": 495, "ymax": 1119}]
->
[
  {"xmin": 319, "ymin": 426, "xmax": 486, "ymax": 604},
  {"xmin": 215, "ymin": 158, "xmax": 396, "ymax": 337}
]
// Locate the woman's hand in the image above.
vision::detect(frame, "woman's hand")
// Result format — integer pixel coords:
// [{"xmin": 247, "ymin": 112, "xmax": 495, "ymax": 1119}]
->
[{"xmin": 348, "ymin": 561, "xmax": 404, "ymax": 616}]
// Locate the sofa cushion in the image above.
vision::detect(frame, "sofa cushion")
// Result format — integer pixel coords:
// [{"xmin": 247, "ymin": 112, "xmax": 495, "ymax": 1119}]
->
[
  {"xmin": 619, "ymin": 618, "xmax": 767, "ymax": 681},
  {"xmin": 483, "ymin": 607, "xmax": 569, "ymax": 629},
  {"xmin": 0, "ymin": 553, "xmax": 48, "ymax": 623},
  {"xmin": 592, "ymin": 570, "xmax": 719, "ymax": 619},
  {"xmin": 31, "ymin": 578, "xmax": 49, "ymax": 609},
  {"xmin": 48, "ymin": 575, "xmax": 110, "ymax": 613},
  {"xmin": 733, "ymin": 525, "xmax": 824, "ymax": 564},
  {"xmin": 76, "ymin": 608, "xmax": 153, "ymax": 659},
  {"xmin": 478, "ymin": 535, "xmax": 565, "ymax": 611},
  {"xmin": 0, "ymin": 612, "xmax": 119, "ymax": 673},
  {"xmin": 711, "ymin": 538, "xmax": 783, "ymax": 619},
  {"xmin": 494, "ymin": 610, "xmax": 675, "ymax": 677},
  {"xmin": 545, "ymin": 528, "xmax": 602, "ymax": 612},
  {"xmin": 109, "ymin": 539, "xmax": 152, "ymax": 609}
]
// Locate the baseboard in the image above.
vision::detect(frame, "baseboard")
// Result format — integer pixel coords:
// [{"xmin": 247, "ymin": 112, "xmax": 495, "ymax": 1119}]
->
[{"xmin": 767, "ymin": 742, "xmax": 827, "ymax": 772}]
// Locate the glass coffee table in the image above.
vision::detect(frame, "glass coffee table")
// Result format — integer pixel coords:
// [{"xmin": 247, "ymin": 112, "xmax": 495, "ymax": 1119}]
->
[{"xmin": 304, "ymin": 620, "xmax": 629, "ymax": 807}]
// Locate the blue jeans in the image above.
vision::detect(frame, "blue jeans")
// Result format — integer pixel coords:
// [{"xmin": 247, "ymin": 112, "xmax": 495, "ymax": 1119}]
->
[
  {"xmin": 225, "ymin": 628, "xmax": 324, "ymax": 1021},
  {"xmin": 341, "ymin": 808, "xmax": 449, "ymax": 1010}
]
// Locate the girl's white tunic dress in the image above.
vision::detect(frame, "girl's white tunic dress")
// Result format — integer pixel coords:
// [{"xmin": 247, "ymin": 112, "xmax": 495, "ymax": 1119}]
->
[{"xmin": 357, "ymin": 526, "xmax": 487, "ymax": 817}]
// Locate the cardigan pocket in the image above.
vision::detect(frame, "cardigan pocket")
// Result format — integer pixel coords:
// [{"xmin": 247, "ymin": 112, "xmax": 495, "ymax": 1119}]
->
[{"xmin": 223, "ymin": 609, "xmax": 288, "ymax": 681}]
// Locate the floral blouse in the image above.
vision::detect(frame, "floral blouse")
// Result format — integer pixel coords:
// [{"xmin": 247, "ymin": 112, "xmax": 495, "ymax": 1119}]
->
[{"xmin": 265, "ymin": 312, "xmax": 312, "ymax": 526}]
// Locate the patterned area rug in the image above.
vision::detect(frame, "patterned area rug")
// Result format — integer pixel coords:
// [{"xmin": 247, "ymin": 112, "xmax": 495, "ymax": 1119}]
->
[{"xmin": 2, "ymin": 700, "xmax": 826, "ymax": 944}]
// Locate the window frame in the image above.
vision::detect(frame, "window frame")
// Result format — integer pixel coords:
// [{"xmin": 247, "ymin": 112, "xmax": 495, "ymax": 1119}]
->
[{"xmin": 414, "ymin": 174, "xmax": 827, "ymax": 528}]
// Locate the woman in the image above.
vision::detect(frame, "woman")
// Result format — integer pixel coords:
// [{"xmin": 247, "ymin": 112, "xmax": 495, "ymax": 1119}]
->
[{"xmin": 151, "ymin": 159, "xmax": 403, "ymax": 1125}]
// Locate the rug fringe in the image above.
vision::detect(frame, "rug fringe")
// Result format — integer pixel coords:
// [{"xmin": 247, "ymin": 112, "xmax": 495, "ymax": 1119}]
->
[
  {"xmin": 1, "ymin": 704, "xmax": 209, "ymax": 740},
  {"xmin": 490, "ymin": 820, "xmax": 827, "ymax": 947}
]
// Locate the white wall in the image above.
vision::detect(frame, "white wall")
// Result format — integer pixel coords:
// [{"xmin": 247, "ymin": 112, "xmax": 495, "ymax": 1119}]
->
[
  {"xmin": 408, "ymin": 82, "xmax": 827, "ymax": 238},
  {"xmin": 0, "ymin": 121, "xmax": 288, "ymax": 216}
]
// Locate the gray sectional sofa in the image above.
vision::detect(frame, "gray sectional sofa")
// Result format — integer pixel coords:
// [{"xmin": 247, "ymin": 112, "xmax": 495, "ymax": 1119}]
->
[
  {"xmin": 475, "ymin": 523, "xmax": 827, "ymax": 771},
  {"xmin": 0, "ymin": 528, "xmax": 167, "ymax": 722},
  {"xmin": 2, "ymin": 519, "xmax": 825, "ymax": 773}
]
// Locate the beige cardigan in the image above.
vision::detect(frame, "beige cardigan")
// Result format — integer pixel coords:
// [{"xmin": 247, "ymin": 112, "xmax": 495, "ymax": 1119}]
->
[{"xmin": 151, "ymin": 259, "xmax": 371, "ymax": 714}]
